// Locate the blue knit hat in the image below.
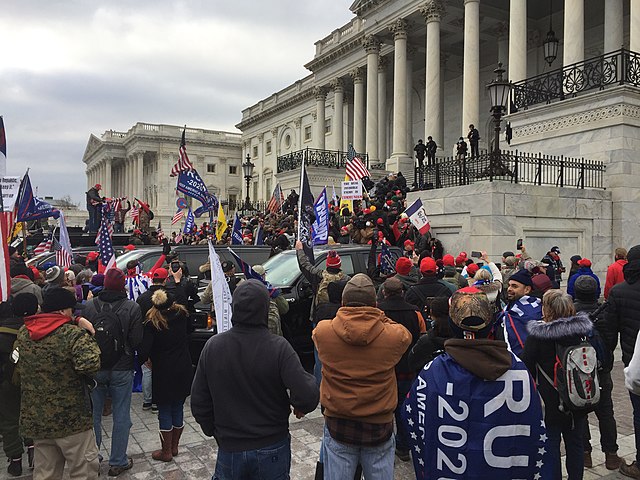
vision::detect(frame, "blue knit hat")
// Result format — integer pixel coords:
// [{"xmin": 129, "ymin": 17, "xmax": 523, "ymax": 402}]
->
[{"xmin": 509, "ymin": 269, "xmax": 533, "ymax": 287}]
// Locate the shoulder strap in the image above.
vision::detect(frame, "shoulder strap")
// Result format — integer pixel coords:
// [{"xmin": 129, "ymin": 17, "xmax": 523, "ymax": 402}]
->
[
  {"xmin": 409, "ymin": 285, "xmax": 427, "ymax": 306},
  {"xmin": 535, "ymin": 363, "xmax": 557, "ymax": 391}
]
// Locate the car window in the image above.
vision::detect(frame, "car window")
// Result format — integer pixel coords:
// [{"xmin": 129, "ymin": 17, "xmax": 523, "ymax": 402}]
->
[
  {"xmin": 263, "ymin": 253, "xmax": 300, "ymax": 287},
  {"xmin": 317, "ymin": 254, "xmax": 354, "ymax": 276},
  {"xmin": 139, "ymin": 253, "xmax": 163, "ymax": 273}
]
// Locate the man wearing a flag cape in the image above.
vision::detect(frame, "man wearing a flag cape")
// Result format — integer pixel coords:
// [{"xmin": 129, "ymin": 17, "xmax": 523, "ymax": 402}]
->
[{"xmin": 402, "ymin": 287, "xmax": 551, "ymax": 479}]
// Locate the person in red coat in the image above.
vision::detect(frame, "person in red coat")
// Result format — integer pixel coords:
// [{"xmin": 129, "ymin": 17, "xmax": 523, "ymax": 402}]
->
[{"xmin": 605, "ymin": 247, "xmax": 628, "ymax": 299}]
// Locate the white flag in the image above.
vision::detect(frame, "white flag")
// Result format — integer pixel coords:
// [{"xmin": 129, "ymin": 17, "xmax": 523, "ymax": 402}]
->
[{"xmin": 208, "ymin": 240, "xmax": 233, "ymax": 333}]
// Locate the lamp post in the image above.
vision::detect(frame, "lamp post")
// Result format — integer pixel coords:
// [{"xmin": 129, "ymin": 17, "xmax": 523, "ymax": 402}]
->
[
  {"xmin": 242, "ymin": 153, "xmax": 255, "ymax": 213},
  {"xmin": 486, "ymin": 63, "xmax": 512, "ymax": 177}
]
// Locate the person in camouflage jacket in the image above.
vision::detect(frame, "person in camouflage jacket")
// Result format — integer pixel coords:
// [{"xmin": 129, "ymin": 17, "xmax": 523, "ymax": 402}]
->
[{"xmin": 16, "ymin": 287, "xmax": 101, "ymax": 479}]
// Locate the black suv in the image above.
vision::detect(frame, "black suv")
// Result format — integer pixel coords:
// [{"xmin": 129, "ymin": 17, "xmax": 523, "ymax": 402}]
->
[{"xmin": 262, "ymin": 244, "xmax": 401, "ymax": 371}]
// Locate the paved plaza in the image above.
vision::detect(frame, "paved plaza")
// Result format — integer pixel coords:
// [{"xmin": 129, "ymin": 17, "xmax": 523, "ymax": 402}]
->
[{"xmin": 1, "ymin": 353, "xmax": 638, "ymax": 480}]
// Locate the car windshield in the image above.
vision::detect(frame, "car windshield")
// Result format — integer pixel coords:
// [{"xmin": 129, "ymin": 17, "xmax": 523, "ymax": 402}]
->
[
  {"xmin": 263, "ymin": 252, "xmax": 301, "ymax": 287},
  {"xmin": 115, "ymin": 250, "xmax": 158, "ymax": 271}
]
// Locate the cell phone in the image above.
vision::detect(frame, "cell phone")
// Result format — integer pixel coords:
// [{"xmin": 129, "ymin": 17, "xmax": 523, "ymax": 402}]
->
[
  {"xmin": 471, "ymin": 251, "xmax": 482, "ymax": 258},
  {"xmin": 517, "ymin": 238, "xmax": 523, "ymax": 250},
  {"xmin": 171, "ymin": 263, "xmax": 181, "ymax": 273}
]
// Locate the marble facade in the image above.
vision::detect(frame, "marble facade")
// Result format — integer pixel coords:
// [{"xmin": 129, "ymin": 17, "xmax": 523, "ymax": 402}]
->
[{"xmin": 83, "ymin": 123, "xmax": 242, "ymax": 227}]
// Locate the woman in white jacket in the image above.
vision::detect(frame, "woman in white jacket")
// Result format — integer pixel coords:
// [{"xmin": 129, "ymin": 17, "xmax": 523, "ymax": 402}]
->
[{"xmin": 625, "ymin": 334, "xmax": 640, "ymax": 395}]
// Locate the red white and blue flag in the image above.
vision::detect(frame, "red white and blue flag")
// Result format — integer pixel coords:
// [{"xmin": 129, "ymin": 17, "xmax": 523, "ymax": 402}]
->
[
  {"xmin": 97, "ymin": 205, "xmax": 115, "ymax": 268},
  {"xmin": 170, "ymin": 127, "xmax": 194, "ymax": 177},
  {"xmin": 266, "ymin": 183, "xmax": 284, "ymax": 214},
  {"xmin": 171, "ymin": 208, "xmax": 185, "ymax": 225},
  {"xmin": 34, "ymin": 236, "xmax": 53, "ymax": 255},
  {"xmin": 346, "ymin": 144, "xmax": 370, "ymax": 181},
  {"xmin": 56, "ymin": 213, "xmax": 74, "ymax": 268},
  {"xmin": 156, "ymin": 221, "xmax": 165, "ymax": 241},
  {"xmin": 405, "ymin": 198, "xmax": 431, "ymax": 235}
]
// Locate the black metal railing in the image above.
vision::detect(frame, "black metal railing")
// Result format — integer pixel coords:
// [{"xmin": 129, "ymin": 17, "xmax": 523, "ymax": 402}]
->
[
  {"xmin": 413, "ymin": 151, "xmax": 605, "ymax": 190},
  {"xmin": 277, "ymin": 147, "xmax": 379, "ymax": 173},
  {"xmin": 511, "ymin": 48, "xmax": 640, "ymax": 110}
]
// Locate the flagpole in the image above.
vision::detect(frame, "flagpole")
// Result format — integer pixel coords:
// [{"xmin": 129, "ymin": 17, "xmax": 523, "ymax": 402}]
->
[{"xmin": 297, "ymin": 160, "xmax": 304, "ymax": 241}]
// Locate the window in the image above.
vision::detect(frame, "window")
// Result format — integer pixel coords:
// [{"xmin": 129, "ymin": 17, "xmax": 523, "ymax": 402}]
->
[
  {"xmin": 304, "ymin": 125, "xmax": 312, "ymax": 142},
  {"xmin": 207, "ymin": 164, "xmax": 216, "ymax": 173},
  {"xmin": 229, "ymin": 165, "xmax": 238, "ymax": 175},
  {"xmin": 325, "ymin": 119, "xmax": 332, "ymax": 135},
  {"xmin": 228, "ymin": 194, "xmax": 237, "ymax": 209},
  {"xmin": 253, "ymin": 181, "xmax": 259, "ymax": 201},
  {"xmin": 265, "ymin": 177, "xmax": 272, "ymax": 197},
  {"xmin": 265, "ymin": 140, "xmax": 272, "ymax": 154},
  {"xmin": 253, "ymin": 146, "xmax": 258, "ymax": 158}
]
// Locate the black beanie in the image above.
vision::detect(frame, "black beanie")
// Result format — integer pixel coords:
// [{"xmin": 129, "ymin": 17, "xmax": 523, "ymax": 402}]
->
[
  {"xmin": 11, "ymin": 293, "xmax": 39, "ymax": 317},
  {"xmin": 628, "ymin": 245, "xmax": 640, "ymax": 263},
  {"xmin": 574, "ymin": 275, "xmax": 597, "ymax": 301}
]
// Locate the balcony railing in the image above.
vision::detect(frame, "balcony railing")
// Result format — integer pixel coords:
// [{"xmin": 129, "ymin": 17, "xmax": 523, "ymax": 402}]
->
[
  {"xmin": 277, "ymin": 148, "xmax": 380, "ymax": 173},
  {"xmin": 511, "ymin": 48, "xmax": 640, "ymax": 111},
  {"xmin": 414, "ymin": 151, "xmax": 605, "ymax": 190}
]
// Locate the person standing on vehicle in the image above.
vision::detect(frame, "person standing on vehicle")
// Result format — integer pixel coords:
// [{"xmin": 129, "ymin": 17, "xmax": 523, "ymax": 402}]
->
[{"xmin": 82, "ymin": 268, "xmax": 144, "ymax": 477}]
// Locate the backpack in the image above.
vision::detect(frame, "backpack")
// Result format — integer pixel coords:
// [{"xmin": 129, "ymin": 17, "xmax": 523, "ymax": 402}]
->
[
  {"xmin": 537, "ymin": 338, "xmax": 601, "ymax": 413},
  {"xmin": 408, "ymin": 282, "xmax": 451, "ymax": 320},
  {"xmin": 93, "ymin": 299, "xmax": 126, "ymax": 370}
]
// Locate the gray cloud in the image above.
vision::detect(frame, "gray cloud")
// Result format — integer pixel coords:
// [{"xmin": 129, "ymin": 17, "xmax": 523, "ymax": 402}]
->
[{"xmin": 1, "ymin": 1, "xmax": 353, "ymax": 202}]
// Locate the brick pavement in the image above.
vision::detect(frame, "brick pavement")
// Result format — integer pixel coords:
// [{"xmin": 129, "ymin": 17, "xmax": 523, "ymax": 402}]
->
[{"xmin": 1, "ymin": 354, "xmax": 637, "ymax": 479}]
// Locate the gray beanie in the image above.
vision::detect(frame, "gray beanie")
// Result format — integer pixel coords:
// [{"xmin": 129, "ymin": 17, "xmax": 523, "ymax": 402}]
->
[
  {"xmin": 342, "ymin": 273, "xmax": 376, "ymax": 307},
  {"xmin": 574, "ymin": 275, "xmax": 598, "ymax": 301}
]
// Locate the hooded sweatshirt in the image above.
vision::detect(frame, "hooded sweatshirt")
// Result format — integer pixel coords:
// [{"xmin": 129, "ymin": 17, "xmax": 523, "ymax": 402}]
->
[
  {"xmin": 313, "ymin": 305, "xmax": 411, "ymax": 423},
  {"xmin": 191, "ymin": 280, "xmax": 318, "ymax": 452},
  {"xmin": 10, "ymin": 276, "xmax": 43, "ymax": 305}
]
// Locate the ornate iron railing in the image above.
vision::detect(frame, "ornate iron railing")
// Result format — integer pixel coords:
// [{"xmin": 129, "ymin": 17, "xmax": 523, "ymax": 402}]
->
[
  {"xmin": 413, "ymin": 151, "xmax": 605, "ymax": 190},
  {"xmin": 277, "ymin": 147, "xmax": 377, "ymax": 173},
  {"xmin": 511, "ymin": 48, "xmax": 640, "ymax": 110}
]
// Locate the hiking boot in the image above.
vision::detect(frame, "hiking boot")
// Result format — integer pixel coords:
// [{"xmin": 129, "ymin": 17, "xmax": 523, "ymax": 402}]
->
[
  {"xmin": 620, "ymin": 460, "xmax": 640, "ymax": 479},
  {"xmin": 584, "ymin": 451, "xmax": 593, "ymax": 468},
  {"xmin": 142, "ymin": 402, "xmax": 152, "ymax": 411},
  {"xmin": 27, "ymin": 445, "xmax": 34, "ymax": 469},
  {"xmin": 108, "ymin": 457, "xmax": 133, "ymax": 477},
  {"xmin": 7, "ymin": 458, "xmax": 22, "ymax": 477},
  {"xmin": 606, "ymin": 452, "xmax": 622, "ymax": 470},
  {"xmin": 395, "ymin": 448, "xmax": 410, "ymax": 462}
]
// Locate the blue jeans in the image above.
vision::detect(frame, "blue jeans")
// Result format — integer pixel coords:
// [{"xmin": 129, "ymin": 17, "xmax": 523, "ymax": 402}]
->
[
  {"xmin": 141, "ymin": 364, "xmax": 152, "ymax": 404},
  {"xmin": 91, "ymin": 370, "xmax": 134, "ymax": 467},
  {"xmin": 322, "ymin": 424, "xmax": 395, "ymax": 480},
  {"xmin": 631, "ymin": 392, "xmax": 640, "ymax": 464},
  {"xmin": 546, "ymin": 420, "xmax": 584, "ymax": 480},
  {"xmin": 157, "ymin": 400, "xmax": 185, "ymax": 431},
  {"xmin": 213, "ymin": 436, "xmax": 291, "ymax": 480}
]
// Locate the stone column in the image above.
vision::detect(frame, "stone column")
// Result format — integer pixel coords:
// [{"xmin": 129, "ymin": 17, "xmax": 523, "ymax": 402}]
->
[
  {"xmin": 604, "ymin": 0, "xmax": 623, "ymax": 53},
  {"xmin": 508, "ymin": 0, "xmax": 527, "ymax": 82},
  {"xmin": 314, "ymin": 87, "xmax": 327, "ymax": 150},
  {"xmin": 294, "ymin": 119, "xmax": 302, "ymax": 150},
  {"xmin": 127, "ymin": 157, "xmax": 133, "ymax": 201},
  {"xmin": 364, "ymin": 35, "xmax": 380, "ymax": 162},
  {"xmin": 388, "ymin": 18, "xmax": 412, "ymax": 172},
  {"xmin": 377, "ymin": 57, "xmax": 388, "ymax": 161},
  {"xmin": 350, "ymin": 67, "xmax": 365, "ymax": 153},
  {"xmin": 422, "ymin": 0, "xmax": 444, "ymax": 147},
  {"xmin": 332, "ymin": 79, "xmax": 345, "ymax": 151},
  {"xmin": 104, "ymin": 157, "xmax": 112, "ymax": 197},
  {"xmin": 136, "ymin": 152, "xmax": 144, "ymax": 201},
  {"xmin": 462, "ymin": 0, "xmax": 480, "ymax": 135},
  {"xmin": 563, "ymin": 0, "xmax": 584, "ymax": 66},
  {"xmin": 631, "ymin": 0, "xmax": 640, "ymax": 52}
]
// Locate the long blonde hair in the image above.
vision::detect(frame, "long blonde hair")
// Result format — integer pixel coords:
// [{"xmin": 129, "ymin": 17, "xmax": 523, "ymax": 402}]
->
[{"xmin": 145, "ymin": 289, "xmax": 188, "ymax": 330}]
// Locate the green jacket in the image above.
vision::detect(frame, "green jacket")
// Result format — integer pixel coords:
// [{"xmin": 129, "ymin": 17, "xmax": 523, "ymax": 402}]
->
[{"xmin": 16, "ymin": 314, "xmax": 101, "ymax": 439}]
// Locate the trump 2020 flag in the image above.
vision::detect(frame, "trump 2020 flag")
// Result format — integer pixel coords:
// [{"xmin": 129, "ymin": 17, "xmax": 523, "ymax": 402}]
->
[
  {"xmin": 312, "ymin": 187, "xmax": 329, "ymax": 246},
  {"xmin": 402, "ymin": 353, "xmax": 552, "ymax": 480},
  {"xmin": 405, "ymin": 198, "xmax": 431, "ymax": 235},
  {"xmin": 297, "ymin": 160, "xmax": 315, "ymax": 263},
  {"xmin": 208, "ymin": 240, "xmax": 233, "ymax": 333},
  {"xmin": 16, "ymin": 173, "xmax": 60, "ymax": 222},
  {"xmin": 183, "ymin": 207, "xmax": 195, "ymax": 234},
  {"xmin": 231, "ymin": 213, "xmax": 243, "ymax": 245}
]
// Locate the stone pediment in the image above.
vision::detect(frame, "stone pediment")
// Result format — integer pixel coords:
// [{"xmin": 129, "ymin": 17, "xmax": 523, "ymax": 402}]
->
[
  {"xmin": 350, "ymin": 0, "xmax": 386, "ymax": 16},
  {"xmin": 83, "ymin": 134, "xmax": 103, "ymax": 162}
]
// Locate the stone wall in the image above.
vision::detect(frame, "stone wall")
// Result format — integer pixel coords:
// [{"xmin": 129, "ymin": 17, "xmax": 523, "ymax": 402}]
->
[{"xmin": 407, "ymin": 181, "xmax": 613, "ymax": 281}]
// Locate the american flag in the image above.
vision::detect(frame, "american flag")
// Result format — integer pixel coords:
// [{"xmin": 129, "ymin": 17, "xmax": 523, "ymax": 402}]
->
[
  {"xmin": 266, "ymin": 183, "xmax": 285, "ymax": 213},
  {"xmin": 97, "ymin": 207, "xmax": 115, "ymax": 266},
  {"xmin": 171, "ymin": 208, "xmax": 185, "ymax": 225},
  {"xmin": 156, "ymin": 221, "xmax": 165, "ymax": 241},
  {"xmin": 346, "ymin": 144, "xmax": 370, "ymax": 181},
  {"xmin": 56, "ymin": 213, "xmax": 74, "ymax": 268},
  {"xmin": 170, "ymin": 127, "xmax": 194, "ymax": 177},
  {"xmin": 130, "ymin": 206, "xmax": 139, "ymax": 225},
  {"xmin": 174, "ymin": 232, "xmax": 183, "ymax": 244},
  {"xmin": 34, "ymin": 236, "xmax": 53, "ymax": 255},
  {"xmin": 95, "ymin": 203, "xmax": 114, "ymax": 245}
]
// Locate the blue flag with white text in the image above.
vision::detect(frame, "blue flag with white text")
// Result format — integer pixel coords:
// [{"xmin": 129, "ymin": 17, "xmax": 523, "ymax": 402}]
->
[
  {"xmin": 227, "ymin": 247, "xmax": 280, "ymax": 298},
  {"xmin": 231, "ymin": 213, "xmax": 243, "ymax": 245},
  {"xmin": 183, "ymin": 208, "xmax": 195, "ymax": 234},
  {"xmin": 16, "ymin": 173, "xmax": 60, "ymax": 222},
  {"xmin": 312, "ymin": 187, "xmax": 329, "ymax": 246}
]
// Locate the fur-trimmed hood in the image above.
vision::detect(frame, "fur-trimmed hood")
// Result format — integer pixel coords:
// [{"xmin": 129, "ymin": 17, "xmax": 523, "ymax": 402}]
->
[{"xmin": 526, "ymin": 313, "xmax": 592, "ymax": 340}]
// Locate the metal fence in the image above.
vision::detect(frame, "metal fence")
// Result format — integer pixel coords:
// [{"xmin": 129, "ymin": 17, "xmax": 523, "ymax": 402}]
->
[
  {"xmin": 413, "ymin": 151, "xmax": 606, "ymax": 190},
  {"xmin": 277, "ymin": 148, "xmax": 379, "ymax": 173},
  {"xmin": 511, "ymin": 48, "xmax": 640, "ymax": 110}
]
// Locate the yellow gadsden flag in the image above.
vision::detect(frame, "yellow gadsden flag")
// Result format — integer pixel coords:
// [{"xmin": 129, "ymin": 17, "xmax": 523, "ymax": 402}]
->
[{"xmin": 216, "ymin": 203, "xmax": 227, "ymax": 241}]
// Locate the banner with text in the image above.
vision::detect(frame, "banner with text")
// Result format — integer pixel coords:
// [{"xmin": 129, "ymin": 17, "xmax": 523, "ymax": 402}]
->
[
  {"xmin": 1, "ymin": 176, "xmax": 21, "ymax": 212},
  {"xmin": 208, "ymin": 240, "xmax": 233, "ymax": 333},
  {"xmin": 312, "ymin": 187, "xmax": 329, "ymax": 246},
  {"xmin": 341, "ymin": 180, "xmax": 362, "ymax": 200}
]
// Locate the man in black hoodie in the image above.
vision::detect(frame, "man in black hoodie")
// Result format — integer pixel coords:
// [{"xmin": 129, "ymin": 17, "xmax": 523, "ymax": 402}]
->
[
  {"xmin": 191, "ymin": 280, "xmax": 319, "ymax": 479},
  {"xmin": 604, "ymin": 244, "xmax": 640, "ymax": 478}
]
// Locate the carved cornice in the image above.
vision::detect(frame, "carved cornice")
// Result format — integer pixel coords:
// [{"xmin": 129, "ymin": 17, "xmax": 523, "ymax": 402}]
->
[
  {"xmin": 389, "ymin": 19, "xmax": 408, "ymax": 41},
  {"xmin": 271, "ymin": 128, "xmax": 278, "ymax": 137},
  {"xmin": 420, "ymin": 0, "xmax": 445, "ymax": 23},
  {"xmin": 362, "ymin": 34, "xmax": 381, "ymax": 54},
  {"xmin": 350, "ymin": 66, "xmax": 365, "ymax": 84},
  {"xmin": 294, "ymin": 118, "xmax": 302, "ymax": 128},
  {"xmin": 304, "ymin": 34, "xmax": 366, "ymax": 73},
  {"xmin": 235, "ymin": 88, "xmax": 315, "ymax": 130}
]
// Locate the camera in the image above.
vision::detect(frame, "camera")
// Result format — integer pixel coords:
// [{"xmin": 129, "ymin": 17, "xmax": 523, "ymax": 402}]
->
[{"xmin": 171, "ymin": 262, "xmax": 181, "ymax": 273}]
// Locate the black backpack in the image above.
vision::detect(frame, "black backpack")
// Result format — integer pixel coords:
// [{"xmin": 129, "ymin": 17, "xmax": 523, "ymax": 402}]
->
[
  {"xmin": 93, "ymin": 299, "xmax": 126, "ymax": 370},
  {"xmin": 408, "ymin": 283, "xmax": 451, "ymax": 320}
]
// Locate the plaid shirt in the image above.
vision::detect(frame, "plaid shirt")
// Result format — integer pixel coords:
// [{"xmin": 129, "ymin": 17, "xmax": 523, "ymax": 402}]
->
[{"xmin": 325, "ymin": 416, "xmax": 393, "ymax": 447}]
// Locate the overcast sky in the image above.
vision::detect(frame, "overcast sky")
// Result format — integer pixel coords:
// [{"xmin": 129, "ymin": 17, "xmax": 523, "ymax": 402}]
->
[{"xmin": 1, "ymin": 1, "xmax": 354, "ymax": 203}]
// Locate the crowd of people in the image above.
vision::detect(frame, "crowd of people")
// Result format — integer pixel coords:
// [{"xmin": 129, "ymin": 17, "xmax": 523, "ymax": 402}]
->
[{"xmin": 3, "ymin": 171, "xmax": 640, "ymax": 479}]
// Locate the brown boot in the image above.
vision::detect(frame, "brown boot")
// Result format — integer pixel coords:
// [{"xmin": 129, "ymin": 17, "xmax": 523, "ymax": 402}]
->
[
  {"xmin": 584, "ymin": 451, "xmax": 593, "ymax": 468},
  {"xmin": 152, "ymin": 430, "xmax": 173, "ymax": 462},
  {"xmin": 606, "ymin": 452, "xmax": 622, "ymax": 470},
  {"xmin": 171, "ymin": 425, "xmax": 184, "ymax": 456}
]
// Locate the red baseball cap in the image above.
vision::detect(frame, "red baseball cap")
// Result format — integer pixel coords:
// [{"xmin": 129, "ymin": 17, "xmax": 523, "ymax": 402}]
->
[
  {"xmin": 404, "ymin": 240, "xmax": 415, "ymax": 249},
  {"xmin": 578, "ymin": 258, "xmax": 592, "ymax": 268},
  {"xmin": 152, "ymin": 268, "xmax": 169, "ymax": 280},
  {"xmin": 420, "ymin": 257, "xmax": 437, "ymax": 274},
  {"xmin": 395, "ymin": 257, "xmax": 413, "ymax": 276},
  {"xmin": 443, "ymin": 254, "xmax": 455, "ymax": 267},
  {"xmin": 86, "ymin": 251, "xmax": 99, "ymax": 261},
  {"xmin": 124, "ymin": 244, "xmax": 136, "ymax": 252},
  {"xmin": 467, "ymin": 263, "xmax": 480, "ymax": 277}
]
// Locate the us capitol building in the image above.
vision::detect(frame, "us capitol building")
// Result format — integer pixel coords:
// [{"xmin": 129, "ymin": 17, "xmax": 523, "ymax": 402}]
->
[{"xmin": 86, "ymin": 0, "xmax": 640, "ymax": 277}]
